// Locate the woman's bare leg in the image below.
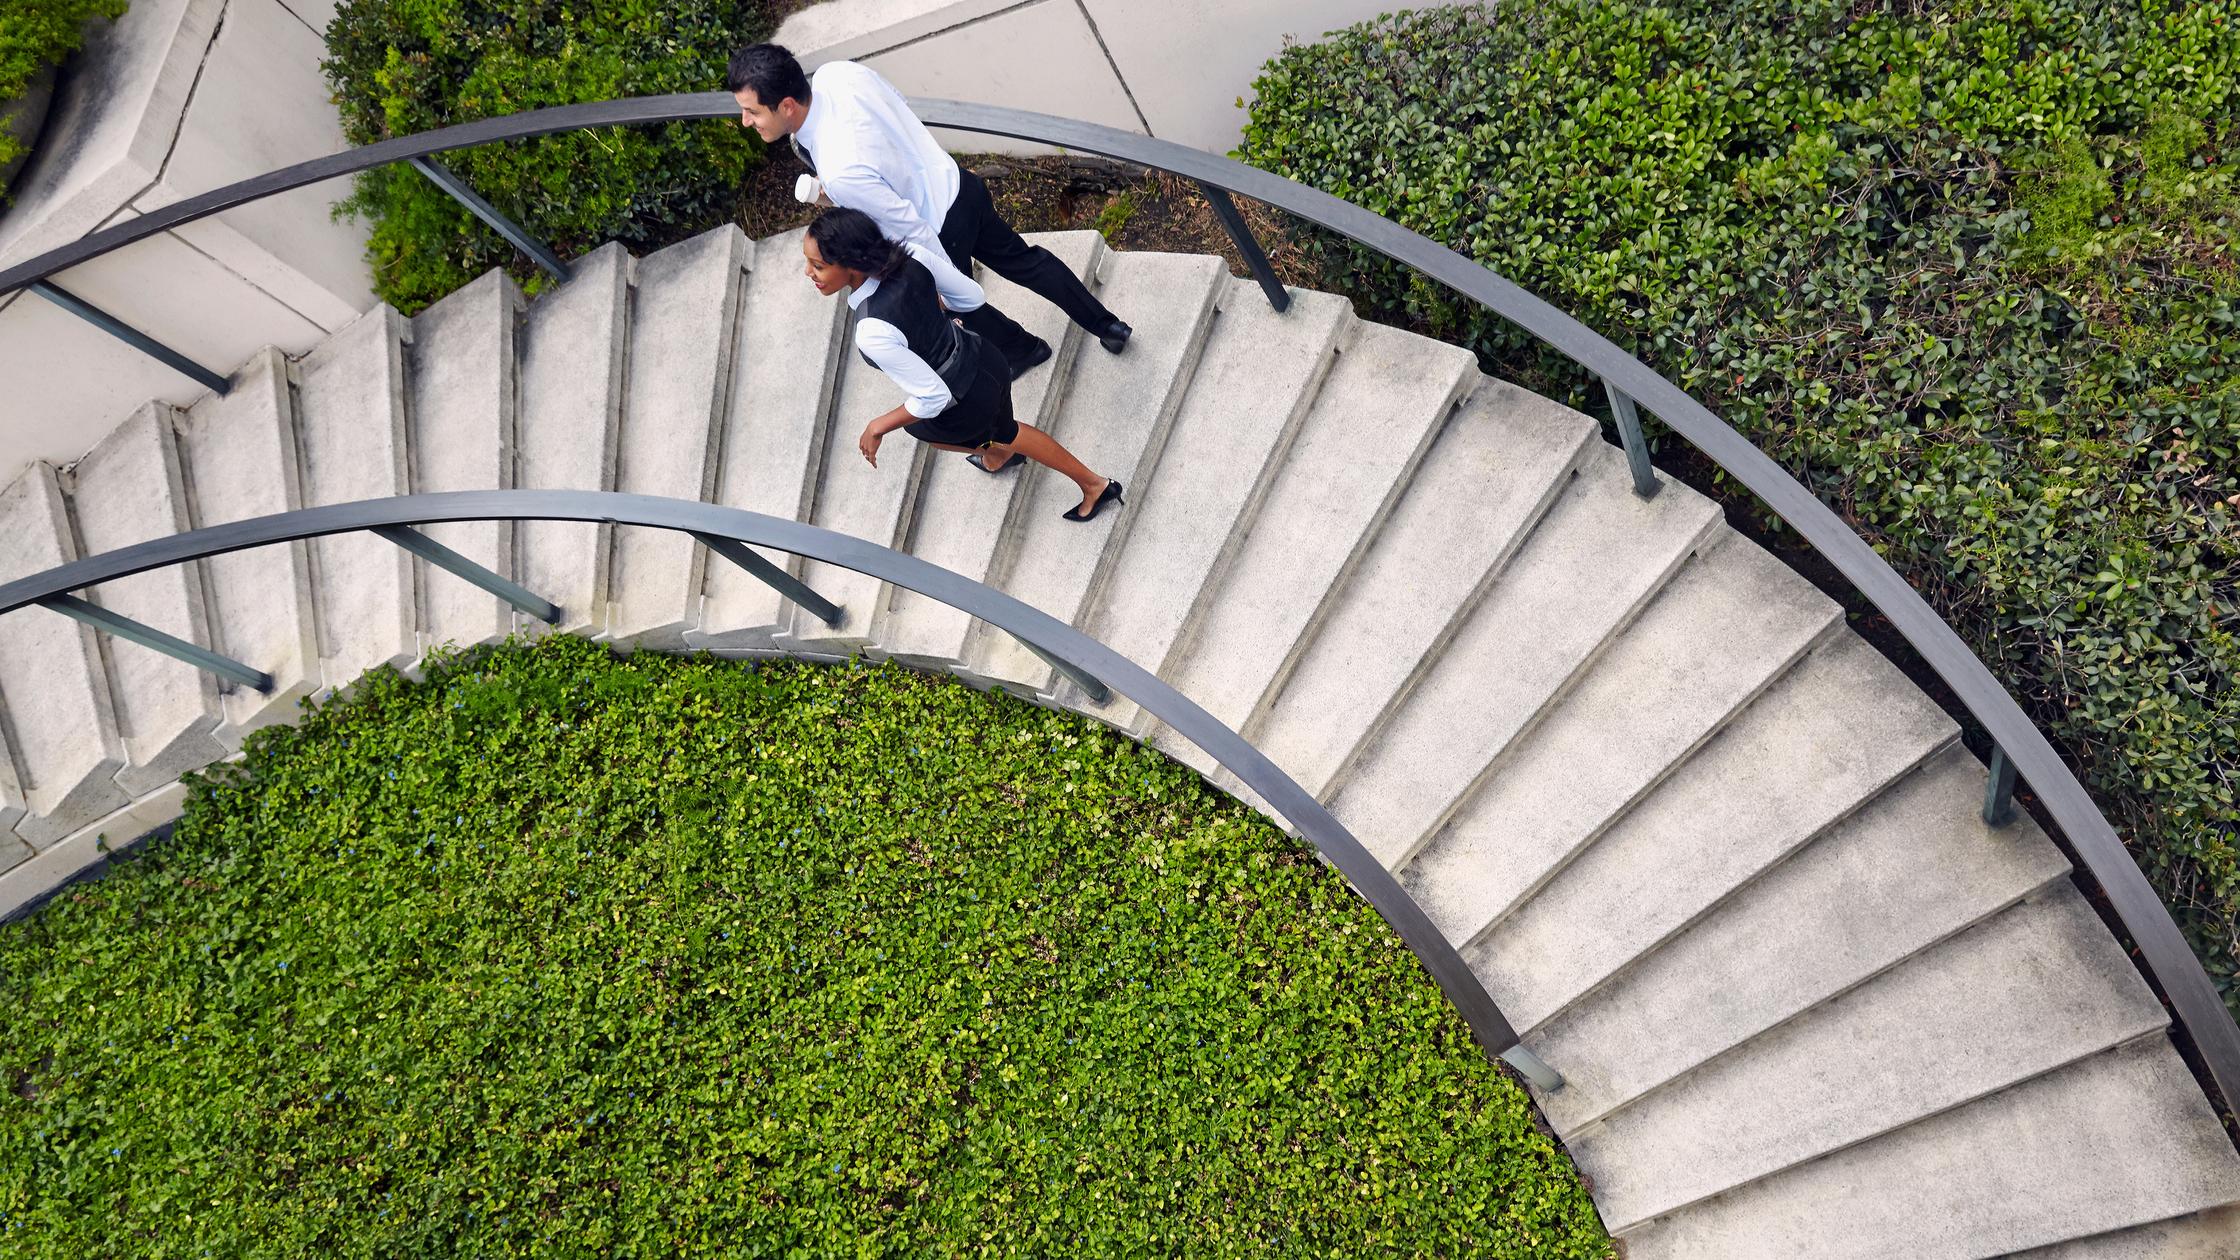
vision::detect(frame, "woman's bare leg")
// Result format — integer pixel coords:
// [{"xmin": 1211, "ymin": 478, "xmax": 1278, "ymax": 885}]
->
[{"xmin": 993, "ymin": 423, "xmax": 1107, "ymax": 514}]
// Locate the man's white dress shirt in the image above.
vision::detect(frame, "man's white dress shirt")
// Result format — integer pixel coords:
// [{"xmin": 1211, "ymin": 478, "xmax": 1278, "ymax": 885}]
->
[
  {"xmin": 797, "ymin": 61, "xmax": 961, "ymax": 257},
  {"xmin": 848, "ymin": 241, "xmax": 987, "ymax": 420}
]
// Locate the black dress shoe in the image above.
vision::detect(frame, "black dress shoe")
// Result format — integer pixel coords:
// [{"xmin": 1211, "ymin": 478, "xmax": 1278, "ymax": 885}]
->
[
  {"xmin": 1007, "ymin": 339, "xmax": 1053, "ymax": 380},
  {"xmin": 1061, "ymin": 480, "xmax": 1124, "ymax": 523},
  {"xmin": 1095, "ymin": 320, "xmax": 1132, "ymax": 354}
]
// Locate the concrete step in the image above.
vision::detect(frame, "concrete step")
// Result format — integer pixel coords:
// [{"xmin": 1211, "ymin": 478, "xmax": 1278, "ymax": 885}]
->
[
  {"xmin": 777, "ymin": 294, "xmax": 940, "ymax": 657},
  {"xmin": 1614, "ymin": 1036, "xmax": 2240, "ymax": 1259},
  {"xmin": 64, "ymin": 403, "xmax": 227, "ymax": 795},
  {"xmin": 1475, "ymin": 630, "xmax": 1957, "ymax": 1033},
  {"xmin": 875, "ymin": 230, "xmax": 1102, "ymax": 669},
  {"xmin": 605, "ymin": 226, "xmax": 749, "ymax": 651},
  {"xmin": 293, "ymin": 304, "xmax": 415, "ymax": 689},
  {"xmin": 176, "ymin": 348, "xmax": 319, "ymax": 746},
  {"xmin": 515, "ymin": 243, "xmax": 634, "ymax": 638},
  {"xmin": 1053, "ymin": 284, "xmax": 1353, "ymax": 730},
  {"xmin": 2010, "ymin": 1206, "xmax": 2240, "ymax": 1258},
  {"xmin": 1575, "ymin": 885, "xmax": 2168, "ymax": 1233},
  {"xmin": 1322, "ymin": 442, "xmax": 1720, "ymax": 863},
  {"xmin": 0, "ymin": 748, "xmax": 24, "ymax": 869},
  {"xmin": 689, "ymin": 227, "xmax": 848, "ymax": 652},
  {"xmin": 1145, "ymin": 320, "xmax": 1479, "ymax": 771},
  {"xmin": 961, "ymin": 250, "xmax": 1228, "ymax": 691},
  {"xmin": 1528, "ymin": 742, "xmax": 2073, "ymax": 1135},
  {"xmin": 1402, "ymin": 527, "xmax": 1841, "ymax": 943},
  {"xmin": 1237, "ymin": 380, "xmax": 1597, "ymax": 798},
  {"xmin": 405, "ymin": 269, "xmax": 524, "ymax": 655},
  {"xmin": 0, "ymin": 462, "xmax": 129, "ymax": 846}
]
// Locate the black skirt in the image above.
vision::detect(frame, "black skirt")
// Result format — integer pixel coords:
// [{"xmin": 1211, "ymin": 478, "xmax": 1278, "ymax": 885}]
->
[{"xmin": 903, "ymin": 356, "xmax": 1019, "ymax": 449}]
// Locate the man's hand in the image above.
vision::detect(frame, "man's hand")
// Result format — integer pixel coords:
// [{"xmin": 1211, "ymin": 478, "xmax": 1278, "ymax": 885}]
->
[{"xmin": 858, "ymin": 425, "xmax": 883, "ymax": 467}]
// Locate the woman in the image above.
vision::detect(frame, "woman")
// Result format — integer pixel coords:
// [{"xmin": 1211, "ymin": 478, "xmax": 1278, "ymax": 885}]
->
[{"xmin": 802, "ymin": 207, "xmax": 1123, "ymax": 522}]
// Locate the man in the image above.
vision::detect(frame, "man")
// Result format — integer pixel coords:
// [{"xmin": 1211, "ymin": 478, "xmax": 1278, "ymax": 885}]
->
[{"xmin": 727, "ymin": 43, "xmax": 1132, "ymax": 380}]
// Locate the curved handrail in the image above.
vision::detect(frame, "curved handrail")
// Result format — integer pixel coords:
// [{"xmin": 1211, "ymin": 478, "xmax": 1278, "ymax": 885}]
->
[
  {"xmin": 0, "ymin": 490, "xmax": 1543, "ymax": 1078},
  {"xmin": 1, "ymin": 93, "xmax": 2231, "ymax": 1113}
]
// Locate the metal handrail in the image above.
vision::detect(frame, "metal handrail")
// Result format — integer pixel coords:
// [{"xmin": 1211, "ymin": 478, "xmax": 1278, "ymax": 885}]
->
[
  {"xmin": 0, "ymin": 490, "xmax": 1559, "ymax": 1090},
  {"xmin": 0, "ymin": 92, "xmax": 2231, "ymax": 1112}
]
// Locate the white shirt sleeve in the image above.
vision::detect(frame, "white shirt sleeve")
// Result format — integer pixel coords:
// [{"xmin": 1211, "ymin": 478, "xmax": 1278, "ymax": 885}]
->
[
  {"xmin": 821, "ymin": 161, "xmax": 945, "ymax": 256},
  {"xmin": 901, "ymin": 241, "xmax": 984, "ymax": 314},
  {"xmin": 855, "ymin": 316, "xmax": 953, "ymax": 420}
]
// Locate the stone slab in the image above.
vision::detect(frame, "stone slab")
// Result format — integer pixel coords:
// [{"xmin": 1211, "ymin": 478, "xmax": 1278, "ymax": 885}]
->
[
  {"xmin": 66, "ymin": 401, "xmax": 227, "ymax": 795},
  {"xmin": 515, "ymin": 243, "xmax": 632, "ymax": 638},
  {"xmin": 605, "ymin": 226, "xmax": 747, "ymax": 651},
  {"xmin": 407, "ymin": 269, "xmax": 524, "ymax": 655},
  {"xmin": 177, "ymin": 347, "xmax": 319, "ymax": 744},
  {"xmin": 294, "ymin": 304, "xmax": 416, "ymax": 688}
]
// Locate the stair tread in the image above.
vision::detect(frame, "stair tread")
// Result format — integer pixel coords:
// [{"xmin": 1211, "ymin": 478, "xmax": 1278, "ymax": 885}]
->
[
  {"xmin": 2008, "ymin": 1205, "xmax": 2240, "ymax": 1258},
  {"xmin": 1405, "ymin": 527, "xmax": 1842, "ymax": 943},
  {"xmin": 1152, "ymin": 320, "xmax": 1478, "ymax": 758},
  {"xmin": 1063, "ymin": 282, "xmax": 1353, "ymax": 731},
  {"xmin": 1575, "ymin": 885, "xmax": 2167, "ymax": 1232},
  {"xmin": 1245, "ymin": 379, "xmax": 1596, "ymax": 797},
  {"xmin": 407, "ymin": 269, "xmax": 522, "ymax": 654},
  {"xmin": 606, "ymin": 225, "xmax": 747, "ymax": 650},
  {"xmin": 515, "ymin": 243, "xmax": 633, "ymax": 637},
  {"xmin": 294, "ymin": 304, "xmax": 415, "ymax": 686},
  {"xmin": 1529, "ymin": 742, "xmax": 2072, "ymax": 1134},
  {"xmin": 692, "ymin": 228, "xmax": 848, "ymax": 651},
  {"xmin": 0, "ymin": 462, "xmax": 128, "ymax": 844},
  {"xmin": 177, "ymin": 348, "xmax": 317, "ymax": 745},
  {"xmin": 1614, "ymin": 1037, "xmax": 2240, "ymax": 1260},
  {"xmin": 67, "ymin": 402, "xmax": 226, "ymax": 795},
  {"xmin": 963, "ymin": 249, "xmax": 1228, "ymax": 690},
  {"xmin": 877, "ymin": 230, "xmax": 1102, "ymax": 668},
  {"xmin": 1478, "ymin": 631, "xmax": 1957, "ymax": 1032},
  {"xmin": 1324, "ymin": 443, "xmax": 1720, "ymax": 865}
]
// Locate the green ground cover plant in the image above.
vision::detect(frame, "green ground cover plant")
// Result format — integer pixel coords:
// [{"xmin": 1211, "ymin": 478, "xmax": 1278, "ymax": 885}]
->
[
  {"xmin": 1240, "ymin": 1, "xmax": 2240, "ymax": 1005},
  {"xmin": 0, "ymin": 0, "xmax": 127, "ymax": 202},
  {"xmin": 321, "ymin": 1, "xmax": 773, "ymax": 313},
  {"xmin": 0, "ymin": 636, "xmax": 1610, "ymax": 1257}
]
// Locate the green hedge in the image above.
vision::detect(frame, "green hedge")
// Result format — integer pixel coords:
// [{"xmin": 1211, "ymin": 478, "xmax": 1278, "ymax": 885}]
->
[
  {"xmin": 0, "ymin": 637, "xmax": 1611, "ymax": 1257},
  {"xmin": 321, "ymin": 1, "xmax": 771, "ymax": 313},
  {"xmin": 0, "ymin": 0, "xmax": 127, "ymax": 202},
  {"xmin": 1240, "ymin": 2, "xmax": 2240, "ymax": 1005}
]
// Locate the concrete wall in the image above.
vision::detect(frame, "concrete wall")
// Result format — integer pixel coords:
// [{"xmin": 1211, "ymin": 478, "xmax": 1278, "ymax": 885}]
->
[
  {"xmin": 0, "ymin": 0, "xmax": 368, "ymax": 486},
  {"xmin": 776, "ymin": 0, "xmax": 1466, "ymax": 156}
]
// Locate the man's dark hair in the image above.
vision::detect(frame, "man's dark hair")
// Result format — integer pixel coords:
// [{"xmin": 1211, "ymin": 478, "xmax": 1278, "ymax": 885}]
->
[
  {"xmin": 727, "ymin": 44, "xmax": 811, "ymax": 107},
  {"xmin": 809, "ymin": 208, "xmax": 908, "ymax": 281}
]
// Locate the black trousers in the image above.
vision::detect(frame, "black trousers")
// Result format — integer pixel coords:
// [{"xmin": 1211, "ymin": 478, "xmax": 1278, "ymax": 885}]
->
[{"xmin": 938, "ymin": 168, "xmax": 1117, "ymax": 368}]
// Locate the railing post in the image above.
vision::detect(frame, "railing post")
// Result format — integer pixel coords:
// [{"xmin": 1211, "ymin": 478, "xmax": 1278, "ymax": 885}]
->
[
  {"xmin": 1984, "ymin": 745, "xmax": 2019, "ymax": 826},
  {"xmin": 691, "ymin": 531, "xmax": 844, "ymax": 627},
  {"xmin": 1601, "ymin": 378, "xmax": 1661, "ymax": 499},
  {"xmin": 1195, "ymin": 180, "xmax": 1291, "ymax": 313},
  {"xmin": 372, "ymin": 524, "xmax": 562, "ymax": 625},
  {"xmin": 409, "ymin": 156, "xmax": 572, "ymax": 283},
  {"xmin": 38, "ymin": 593, "xmax": 272, "ymax": 692},
  {"xmin": 1500, "ymin": 1045, "xmax": 1565, "ymax": 1091},
  {"xmin": 1017, "ymin": 637, "xmax": 1110, "ymax": 705},
  {"xmin": 29, "ymin": 282, "xmax": 231, "ymax": 397}
]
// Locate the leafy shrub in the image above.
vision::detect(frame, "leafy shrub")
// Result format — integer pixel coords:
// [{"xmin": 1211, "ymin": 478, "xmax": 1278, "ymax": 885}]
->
[
  {"xmin": 0, "ymin": 0, "xmax": 127, "ymax": 201},
  {"xmin": 1241, "ymin": 2, "xmax": 2240, "ymax": 1004},
  {"xmin": 322, "ymin": 0, "xmax": 772, "ymax": 313},
  {"xmin": 0, "ymin": 637, "xmax": 1612, "ymax": 1256}
]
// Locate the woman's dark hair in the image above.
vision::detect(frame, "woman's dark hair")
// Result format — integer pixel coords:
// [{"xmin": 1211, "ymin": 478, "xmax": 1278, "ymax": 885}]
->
[
  {"xmin": 726, "ymin": 44, "xmax": 811, "ymax": 108},
  {"xmin": 808, "ymin": 208, "xmax": 909, "ymax": 280}
]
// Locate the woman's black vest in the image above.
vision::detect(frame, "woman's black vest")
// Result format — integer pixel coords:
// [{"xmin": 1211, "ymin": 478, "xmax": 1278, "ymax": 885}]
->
[{"xmin": 855, "ymin": 256, "xmax": 984, "ymax": 408}]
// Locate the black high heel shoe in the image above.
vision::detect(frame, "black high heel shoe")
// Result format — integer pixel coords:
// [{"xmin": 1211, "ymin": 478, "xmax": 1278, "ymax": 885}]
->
[
  {"xmin": 966, "ymin": 452, "xmax": 1020, "ymax": 474},
  {"xmin": 1061, "ymin": 480, "xmax": 1124, "ymax": 523}
]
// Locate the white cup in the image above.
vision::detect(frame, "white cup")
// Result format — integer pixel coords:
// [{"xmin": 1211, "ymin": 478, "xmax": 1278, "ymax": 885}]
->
[{"xmin": 794, "ymin": 174, "xmax": 825, "ymax": 204}]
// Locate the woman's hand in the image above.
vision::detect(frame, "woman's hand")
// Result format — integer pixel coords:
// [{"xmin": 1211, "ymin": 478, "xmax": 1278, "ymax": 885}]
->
[{"xmin": 858, "ymin": 425, "xmax": 883, "ymax": 468}]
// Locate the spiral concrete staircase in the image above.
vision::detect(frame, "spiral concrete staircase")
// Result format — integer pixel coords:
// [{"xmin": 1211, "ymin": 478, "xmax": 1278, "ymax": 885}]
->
[{"xmin": 4, "ymin": 223, "xmax": 2240, "ymax": 1257}]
